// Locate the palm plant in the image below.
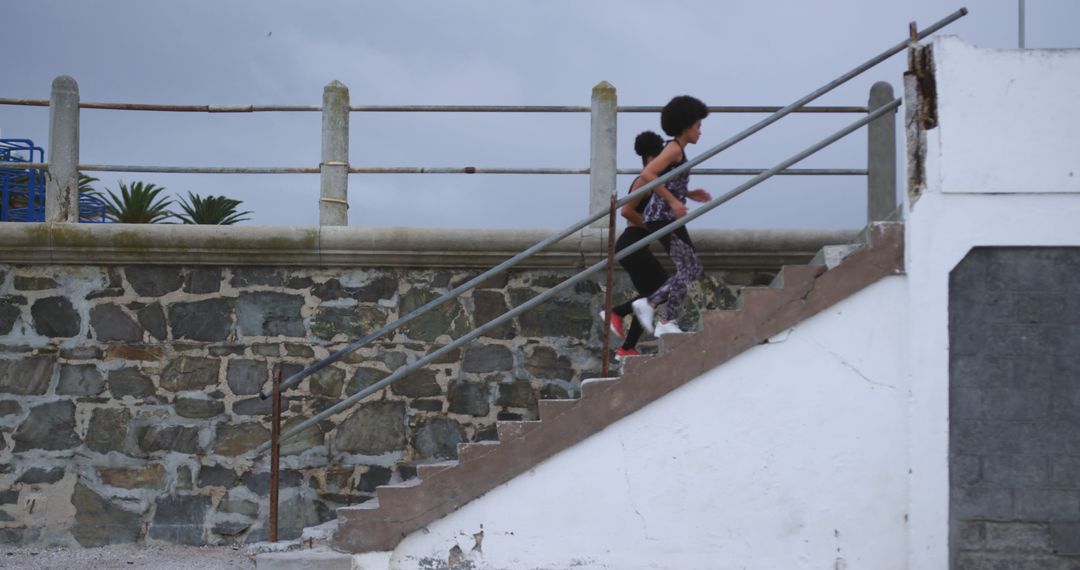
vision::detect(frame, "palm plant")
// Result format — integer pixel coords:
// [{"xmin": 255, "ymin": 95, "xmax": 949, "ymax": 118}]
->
[
  {"xmin": 96, "ymin": 181, "xmax": 174, "ymax": 223},
  {"xmin": 78, "ymin": 173, "xmax": 98, "ymax": 193},
  {"xmin": 77, "ymin": 173, "xmax": 110, "ymax": 222},
  {"xmin": 175, "ymin": 192, "xmax": 251, "ymax": 225}
]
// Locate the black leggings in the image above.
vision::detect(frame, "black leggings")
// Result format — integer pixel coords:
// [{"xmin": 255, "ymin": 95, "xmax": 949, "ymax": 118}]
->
[{"xmin": 611, "ymin": 226, "xmax": 669, "ymax": 348}]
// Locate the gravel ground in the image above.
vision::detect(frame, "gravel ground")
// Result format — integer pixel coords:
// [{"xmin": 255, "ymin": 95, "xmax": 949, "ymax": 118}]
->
[{"xmin": 0, "ymin": 544, "xmax": 256, "ymax": 570}]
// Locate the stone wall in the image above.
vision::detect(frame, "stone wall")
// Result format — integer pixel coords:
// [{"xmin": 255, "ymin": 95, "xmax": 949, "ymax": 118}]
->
[
  {"xmin": 950, "ymin": 247, "xmax": 1080, "ymax": 568},
  {"xmin": 0, "ymin": 262, "xmax": 750, "ymax": 547}
]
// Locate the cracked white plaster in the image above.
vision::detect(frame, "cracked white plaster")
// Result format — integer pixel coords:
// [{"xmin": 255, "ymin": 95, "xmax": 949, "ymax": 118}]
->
[
  {"xmin": 616, "ymin": 434, "xmax": 653, "ymax": 542},
  {"xmin": 792, "ymin": 328, "xmax": 897, "ymax": 391}
]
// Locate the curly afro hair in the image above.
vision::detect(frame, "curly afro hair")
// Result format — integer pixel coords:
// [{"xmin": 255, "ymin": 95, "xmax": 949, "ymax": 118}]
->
[
  {"xmin": 633, "ymin": 131, "xmax": 664, "ymax": 164},
  {"xmin": 660, "ymin": 95, "xmax": 709, "ymax": 137}
]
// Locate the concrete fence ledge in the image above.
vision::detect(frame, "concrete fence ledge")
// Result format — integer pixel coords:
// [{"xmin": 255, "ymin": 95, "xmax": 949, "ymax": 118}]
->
[{"xmin": 0, "ymin": 222, "xmax": 858, "ymax": 270}]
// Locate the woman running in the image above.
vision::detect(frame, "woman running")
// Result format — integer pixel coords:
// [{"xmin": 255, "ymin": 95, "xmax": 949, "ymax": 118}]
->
[
  {"xmin": 600, "ymin": 131, "xmax": 669, "ymax": 360},
  {"xmin": 632, "ymin": 95, "xmax": 712, "ymax": 336}
]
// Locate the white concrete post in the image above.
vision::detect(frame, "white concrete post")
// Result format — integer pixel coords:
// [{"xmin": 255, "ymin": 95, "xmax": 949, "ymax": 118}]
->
[
  {"xmin": 867, "ymin": 81, "xmax": 897, "ymax": 222},
  {"xmin": 589, "ymin": 81, "xmax": 617, "ymax": 227},
  {"xmin": 320, "ymin": 80, "xmax": 350, "ymax": 226},
  {"xmin": 45, "ymin": 75, "xmax": 80, "ymax": 223}
]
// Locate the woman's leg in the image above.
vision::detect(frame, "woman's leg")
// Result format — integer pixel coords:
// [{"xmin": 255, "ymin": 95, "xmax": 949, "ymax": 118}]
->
[
  {"xmin": 612, "ymin": 295, "xmax": 646, "ymax": 348},
  {"xmin": 647, "ymin": 233, "xmax": 702, "ymax": 322},
  {"xmin": 618, "ymin": 246, "xmax": 668, "ymax": 347},
  {"xmin": 623, "ymin": 311, "xmax": 645, "ymax": 349},
  {"xmin": 612, "ymin": 298, "xmax": 634, "ymax": 318}
]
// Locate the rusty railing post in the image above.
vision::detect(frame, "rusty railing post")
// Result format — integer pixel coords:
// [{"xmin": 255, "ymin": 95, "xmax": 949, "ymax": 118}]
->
[
  {"xmin": 602, "ymin": 193, "xmax": 616, "ymax": 376},
  {"xmin": 269, "ymin": 367, "xmax": 281, "ymax": 542}
]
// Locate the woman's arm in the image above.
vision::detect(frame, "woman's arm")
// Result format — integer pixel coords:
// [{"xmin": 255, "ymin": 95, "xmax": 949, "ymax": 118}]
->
[
  {"xmin": 620, "ymin": 177, "xmax": 648, "ymax": 227},
  {"xmin": 687, "ymin": 188, "xmax": 712, "ymax": 203},
  {"xmin": 639, "ymin": 143, "xmax": 688, "ymax": 218}
]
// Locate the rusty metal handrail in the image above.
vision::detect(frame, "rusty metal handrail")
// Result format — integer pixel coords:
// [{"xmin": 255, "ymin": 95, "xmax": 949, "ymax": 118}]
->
[
  {"xmin": 0, "ymin": 98, "xmax": 867, "ymax": 114},
  {"xmin": 4, "ymin": 163, "xmax": 867, "ymax": 176}
]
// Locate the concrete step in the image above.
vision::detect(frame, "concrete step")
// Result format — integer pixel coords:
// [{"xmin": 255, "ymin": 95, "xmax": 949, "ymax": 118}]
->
[
  {"xmin": 496, "ymin": 420, "xmax": 542, "ymax": 441},
  {"xmin": 735, "ymin": 286, "xmax": 784, "ymax": 309},
  {"xmin": 580, "ymin": 377, "xmax": 619, "ymax": 399},
  {"xmin": 810, "ymin": 243, "xmax": 862, "ymax": 269},
  {"xmin": 338, "ymin": 497, "xmax": 380, "ymax": 512},
  {"xmin": 456, "ymin": 440, "xmax": 500, "ymax": 463},
  {"xmin": 769, "ymin": 264, "xmax": 826, "ymax": 289},
  {"xmin": 254, "ymin": 547, "xmax": 353, "ymax": 570},
  {"xmin": 538, "ymin": 398, "xmax": 577, "ymax": 421},
  {"xmin": 659, "ymin": 331, "xmax": 695, "ymax": 353},
  {"xmin": 702, "ymin": 309, "xmax": 741, "ymax": 332},
  {"xmin": 375, "ymin": 483, "xmax": 420, "ymax": 510},
  {"xmin": 416, "ymin": 461, "xmax": 458, "ymax": 480}
]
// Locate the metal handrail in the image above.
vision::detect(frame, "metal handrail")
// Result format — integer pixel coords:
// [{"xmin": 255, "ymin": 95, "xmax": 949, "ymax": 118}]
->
[
  {"xmin": 254, "ymin": 97, "xmax": 903, "ymax": 455},
  {"xmin": 350, "ymin": 105, "xmax": 870, "ymax": 113},
  {"xmin": 0, "ymin": 98, "xmax": 866, "ymax": 114},
  {"xmin": 259, "ymin": 6, "xmax": 964, "ymax": 401},
  {"xmin": 260, "ymin": 6, "xmax": 965, "ymax": 400},
  {"xmin": 252, "ymin": 7, "xmax": 967, "ymax": 450},
  {"xmin": 4, "ymin": 163, "xmax": 866, "ymax": 176}
]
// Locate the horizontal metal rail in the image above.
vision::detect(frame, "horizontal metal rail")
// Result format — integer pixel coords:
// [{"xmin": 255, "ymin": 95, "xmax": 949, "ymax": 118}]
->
[
  {"xmin": 351, "ymin": 167, "xmax": 866, "ymax": 176},
  {"xmin": 1, "ymin": 163, "xmax": 321, "ymax": 174},
  {"xmin": 349, "ymin": 105, "xmax": 868, "ymax": 113},
  {"xmin": 255, "ymin": 6, "xmax": 967, "ymax": 402},
  {"xmin": 0, "ymin": 98, "xmax": 867, "ymax": 114},
  {"xmin": 0, "ymin": 100, "xmax": 321, "ymax": 112},
  {"xmin": 255, "ymin": 96, "xmax": 903, "ymax": 453},
  {"xmin": 1, "ymin": 163, "xmax": 865, "ymax": 176}
]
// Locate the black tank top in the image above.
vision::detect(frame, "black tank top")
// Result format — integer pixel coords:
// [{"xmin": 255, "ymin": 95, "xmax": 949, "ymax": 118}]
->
[{"xmin": 630, "ymin": 140, "xmax": 685, "ymax": 214}]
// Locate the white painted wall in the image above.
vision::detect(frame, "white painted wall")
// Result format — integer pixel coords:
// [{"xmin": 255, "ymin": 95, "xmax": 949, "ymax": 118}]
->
[
  {"xmin": 929, "ymin": 37, "xmax": 1080, "ymax": 194},
  {"xmin": 376, "ymin": 276, "xmax": 910, "ymax": 570},
  {"xmin": 905, "ymin": 36, "xmax": 1080, "ymax": 570}
]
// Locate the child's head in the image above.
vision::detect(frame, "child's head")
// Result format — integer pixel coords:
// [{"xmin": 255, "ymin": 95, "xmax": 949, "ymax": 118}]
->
[
  {"xmin": 660, "ymin": 95, "xmax": 709, "ymax": 140},
  {"xmin": 633, "ymin": 131, "xmax": 664, "ymax": 165}
]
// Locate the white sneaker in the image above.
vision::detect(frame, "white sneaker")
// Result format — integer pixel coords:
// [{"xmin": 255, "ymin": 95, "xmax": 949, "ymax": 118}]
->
[
  {"xmin": 631, "ymin": 298, "xmax": 655, "ymax": 336},
  {"xmin": 654, "ymin": 321, "xmax": 684, "ymax": 337}
]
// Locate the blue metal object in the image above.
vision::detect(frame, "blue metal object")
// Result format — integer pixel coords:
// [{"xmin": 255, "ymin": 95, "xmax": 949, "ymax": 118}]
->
[
  {"xmin": 78, "ymin": 192, "xmax": 109, "ymax": 223},
  {"xmin": 0, "ymin": 139, "xmax": 46, "ymax": 222},
  {"xmin": 0, "ymin": 138, "xmax": 109, "ymax": 223}
]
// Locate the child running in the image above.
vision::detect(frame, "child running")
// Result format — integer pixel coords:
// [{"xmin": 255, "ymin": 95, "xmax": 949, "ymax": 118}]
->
[
  {"xmin": 631, "ymin": 95, "xmax": 712, "ymax": 337},
  {"xmin": 600, "ymin": 131, "xmax": 669, "ymax": 360}
]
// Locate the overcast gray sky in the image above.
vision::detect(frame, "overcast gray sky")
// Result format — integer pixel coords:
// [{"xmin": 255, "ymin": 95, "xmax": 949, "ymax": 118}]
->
[{"xmin": 3, "ymin": 0, "xmax": 1078, "ymax": 230}]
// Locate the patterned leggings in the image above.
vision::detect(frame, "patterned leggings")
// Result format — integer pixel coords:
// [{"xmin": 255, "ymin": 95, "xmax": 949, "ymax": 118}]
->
[{"xmin": 647, "ymin": 229, "xmax": 703, "ymax": 322}]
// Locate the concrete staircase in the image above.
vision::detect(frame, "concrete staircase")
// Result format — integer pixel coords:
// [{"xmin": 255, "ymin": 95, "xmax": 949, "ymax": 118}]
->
[
  {"xmin": 258, "ymin": 221, "xmax": 903, "ymax": 564},
  {"xmin": 331, "ymin": 221, "xmax": 903, "ymax": 554}
]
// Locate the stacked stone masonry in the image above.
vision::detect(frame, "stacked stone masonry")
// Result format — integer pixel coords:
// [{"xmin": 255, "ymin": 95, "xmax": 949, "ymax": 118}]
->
[
  {"xmin": 0, "ymin": 263, "xmax": 751, "ymax": 547},
  {"xmin": 950, "ymin": 247, "xmax": 1080, "ymax": 568}
]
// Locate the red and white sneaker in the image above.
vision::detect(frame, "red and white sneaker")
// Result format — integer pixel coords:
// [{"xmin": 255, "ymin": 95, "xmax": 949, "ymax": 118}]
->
[
  {"xmin": 614, "ymin": 347, "xmax": 641, "ymax": 361},
  {"xmin": 598, "ymin": 310, "xmax": 626, "ymax": 341}
]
